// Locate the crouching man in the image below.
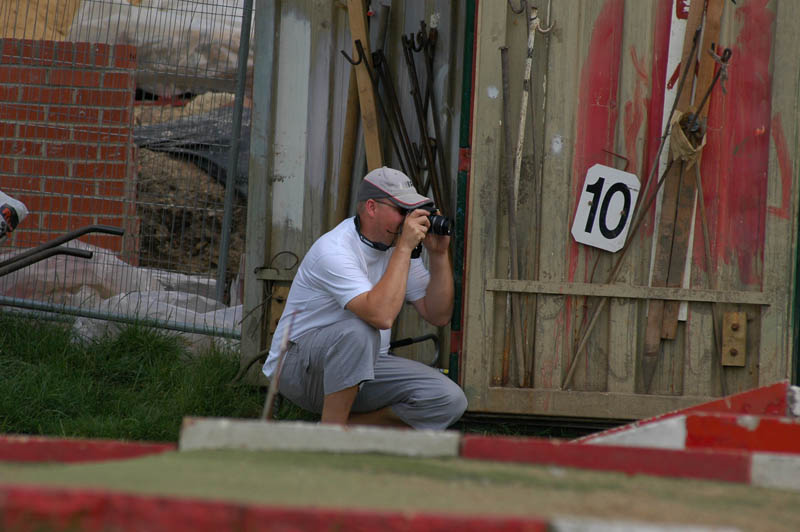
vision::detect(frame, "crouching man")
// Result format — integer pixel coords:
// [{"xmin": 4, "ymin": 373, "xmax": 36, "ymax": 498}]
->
[{"xmin": 262, "ymin": 167, "xmax": 467, "ymax": 429}]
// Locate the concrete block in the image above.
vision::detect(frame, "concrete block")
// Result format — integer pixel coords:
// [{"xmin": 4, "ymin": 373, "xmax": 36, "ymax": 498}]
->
[{"xmin": 178, "ymin": 418, "xmax": 461, "ymax": 458}]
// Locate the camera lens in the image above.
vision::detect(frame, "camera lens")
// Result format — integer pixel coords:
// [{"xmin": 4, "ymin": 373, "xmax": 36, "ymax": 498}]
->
[{"xmin": 428, "ymin": 214, "xmax": 452, "ymax": 236}]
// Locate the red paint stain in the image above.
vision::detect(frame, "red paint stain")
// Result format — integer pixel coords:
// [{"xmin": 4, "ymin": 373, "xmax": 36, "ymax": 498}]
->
[
  {"xmin": 569, "ymin": 0, "xmax": 625, "ymax": 284},
  {"xmin": 623, "ymin": 47, "xmax": 649, "ymax": 177},
  {"xmin": 767, "ymin": 113, "xmax": 792, "ymax": 220},
  {"xmin": 642, "ymin": 0, "xmax": 672, "ymax": 236},
  {"xmin": 694, "ymin": 0, "xmax": 774, "ymax": 286}
]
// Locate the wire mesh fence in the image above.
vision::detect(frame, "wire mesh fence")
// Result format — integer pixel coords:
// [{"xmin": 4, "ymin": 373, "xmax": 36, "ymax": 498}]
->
[{"xmin": 0, "ymin": 0, "xmax": 252, "ymax": 346}]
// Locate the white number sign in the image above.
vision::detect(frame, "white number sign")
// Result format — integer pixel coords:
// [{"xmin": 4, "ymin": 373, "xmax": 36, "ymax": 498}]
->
[{"xmin": 571, "ymin": 164, "xmax": 640, "ymax": 252}]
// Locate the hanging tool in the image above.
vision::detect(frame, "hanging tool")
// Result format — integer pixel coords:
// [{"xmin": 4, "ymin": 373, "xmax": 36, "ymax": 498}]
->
[
  {"xmin": 510, "ymin": 3, "xmax": 553, "ymax": 205},
  {"xmin": 417, "ymin": 21, "xmax": 453, "ymax": 213},
  {"xmin": 501, "ymin": 46, "xmax": 527, "ymax": 387},
  {"xmin": 402, "ymin": 32, "xmax": 445, "ymax": 211}
]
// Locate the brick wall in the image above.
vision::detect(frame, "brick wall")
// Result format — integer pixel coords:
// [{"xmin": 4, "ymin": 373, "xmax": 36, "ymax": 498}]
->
[{"xmin": 0, "ymin": 39, "xmax": 138, "ymax": 262}]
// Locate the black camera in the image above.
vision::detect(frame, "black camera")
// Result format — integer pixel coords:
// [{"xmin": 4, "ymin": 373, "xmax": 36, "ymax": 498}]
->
[
  {"xmin": 410, "ymin": 205, "xmax": 452, "ymax": 259},
  {"xmin": 419, "ymin": 205, "xmax": 452, "ymax": 236}
]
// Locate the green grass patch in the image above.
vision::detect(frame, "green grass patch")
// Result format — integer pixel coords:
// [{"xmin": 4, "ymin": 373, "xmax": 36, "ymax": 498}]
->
[{"xmin": 0, "ymin": 312, "xmax": 266, "ymax": 442}]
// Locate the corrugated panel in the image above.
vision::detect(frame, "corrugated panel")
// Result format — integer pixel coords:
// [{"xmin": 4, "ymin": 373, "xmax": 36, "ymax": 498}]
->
[{"xmin": 463, "ymin": 0, "xmax": 799, "ymax": 419}]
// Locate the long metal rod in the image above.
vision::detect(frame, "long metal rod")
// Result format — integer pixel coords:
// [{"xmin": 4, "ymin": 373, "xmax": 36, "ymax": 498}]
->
[
  {"xmin": 501, "ymin": 47, "xmax": 527, "ymax": 387},
  {"xmin": 216, "ymin": 0, "xmax": 253, "ymax": 303}
]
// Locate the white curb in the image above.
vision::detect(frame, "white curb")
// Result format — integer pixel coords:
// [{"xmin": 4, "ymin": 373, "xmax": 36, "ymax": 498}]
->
[
  {"xmin": 550, "ymin": 516, "xmax": 739, "ymax": 532},
  {"xmin": 178, "ymin": 418, "xmax": 460, "ymax": 458},
  {"xmin": 751, "ymin": 452, "xmax": 800, "ymax": 491}
]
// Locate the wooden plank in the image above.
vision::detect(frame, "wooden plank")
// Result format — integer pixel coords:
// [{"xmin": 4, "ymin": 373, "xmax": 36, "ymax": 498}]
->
[
  {"xmin": 641, "ymin": 0, "xmax": 704, "ymax": 391},
  {"xmin": 306, "ymin": 0, "xmax": 336, "ymax": 246},
  {"xmin": 462, "ymin": 1, "xmax": 507, "ymax": 409},
  {"xmin": 486, "ymin": 279, "xmax": 772, "ymax": 305},
  {"xmin": 241, "ymin": 0, "xmax": 278, "ymax": 383},
  {"xmin": 661, "ymin": 0, "xmax": 725, "ymax": 339},
  {"xmin": 482, "ymin": 386, "xmax": 713, "ymax": 420},
  {"xmin": 759, "ymin": 0, "xmax": 800, "ymax": 385},
  {"xmin": 347, "ymin": 0, "xmax": 383, "ymax": 171}
]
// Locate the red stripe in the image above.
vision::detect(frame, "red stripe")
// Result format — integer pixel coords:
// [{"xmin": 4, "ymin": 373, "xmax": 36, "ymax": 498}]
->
[
  {"xmin": 461, "ymin": 435, "xmax": 751, "ymax": 484},
  {"xmin": 0, "ymin": 435, "xmax": 175, "ymax": 463},
  {"xmin": 685, "ymin": 413, "xmax": 800, "ymax": 454},
  {"xmin": 577, "ymin": 380, "xmax": 789, "ymax": 444},
  {"xmin": 0, "ymin": 485, "xmax": 550, "ymax": 532}
]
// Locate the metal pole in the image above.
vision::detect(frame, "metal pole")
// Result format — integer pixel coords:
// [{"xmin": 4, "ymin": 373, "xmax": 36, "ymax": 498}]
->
[{"xmin": 216, "ymin": 0, "xmax": 254, "ymax": 303}]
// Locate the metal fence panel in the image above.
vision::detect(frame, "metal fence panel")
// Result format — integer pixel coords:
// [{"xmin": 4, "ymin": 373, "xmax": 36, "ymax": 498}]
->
[{"xmin": 0, "ymin": 0, "xmax": 252, "ymax": 345}]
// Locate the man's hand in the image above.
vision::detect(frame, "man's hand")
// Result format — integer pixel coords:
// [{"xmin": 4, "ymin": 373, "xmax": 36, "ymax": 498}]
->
[
  {"xmin": 421, "ymin": 210, "xmax": 450, "ymax": 255},
  {"xmin": 396, "ymin": 209, "xmax": 430, "ymax": 252}
]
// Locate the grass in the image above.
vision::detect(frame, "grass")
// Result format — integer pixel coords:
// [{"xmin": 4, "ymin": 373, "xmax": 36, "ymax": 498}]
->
[
  {"xmin": 0, "ymin": 312, "xmax": 266, "ymax": 442},
  {"xmin": 0, "ymin": 312, "xmax": 590, "ymax": 442}
]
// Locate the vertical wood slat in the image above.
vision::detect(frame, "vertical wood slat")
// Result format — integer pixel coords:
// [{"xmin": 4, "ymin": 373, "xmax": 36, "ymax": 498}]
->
[
  {"xmin": 759, "ymin": 0, "xmax": 799, "ymax": 385},
  {"xmin": 606, "ymin": 0, "xmax": 661, "ymax": 394},
  {"xmin": 463, "ymin": 2, "xmax": 507, "ymax": 407}
]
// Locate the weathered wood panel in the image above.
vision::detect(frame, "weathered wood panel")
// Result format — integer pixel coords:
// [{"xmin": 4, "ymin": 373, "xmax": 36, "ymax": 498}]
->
[{"xmin": 463, "ymin": 0, "xmax": 798, "ymax": 419}]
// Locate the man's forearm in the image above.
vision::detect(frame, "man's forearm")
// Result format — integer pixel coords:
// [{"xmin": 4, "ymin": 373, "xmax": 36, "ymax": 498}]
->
[{"xmin": 424, "ymin": 251, "xmax": 454, "ymax": 324}]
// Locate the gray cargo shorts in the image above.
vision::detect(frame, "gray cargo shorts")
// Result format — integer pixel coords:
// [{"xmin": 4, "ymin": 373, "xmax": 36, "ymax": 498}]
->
[{"xmin": 277, "ymin": 317, "xmax": 467, "ymax": 430}]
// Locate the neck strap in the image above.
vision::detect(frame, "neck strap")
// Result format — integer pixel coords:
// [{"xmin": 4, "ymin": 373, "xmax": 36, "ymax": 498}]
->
[{"xmin": 354, "ymin": 216, "xmax": 391, "ymax": 251}]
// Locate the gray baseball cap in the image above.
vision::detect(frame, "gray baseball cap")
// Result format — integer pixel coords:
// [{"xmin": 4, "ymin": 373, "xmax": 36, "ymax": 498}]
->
[{"xmin": 356, "ymin": 167, "xmax": 433, "ymax": 209}]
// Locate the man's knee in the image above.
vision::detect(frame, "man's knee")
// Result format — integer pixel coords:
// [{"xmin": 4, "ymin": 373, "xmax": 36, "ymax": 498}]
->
[{"xmin": 441, "ymin": 381, "xmax": 468, "ymax": 425}]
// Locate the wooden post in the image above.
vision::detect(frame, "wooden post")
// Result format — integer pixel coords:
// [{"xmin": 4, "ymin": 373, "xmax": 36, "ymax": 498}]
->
[
  {"xmin": 347, "ymin": 0, "xmax": 383, "ymax": 171},
  {"xmin": 661, "ymin": 0, "xmax": 726, "ymax": 338}
]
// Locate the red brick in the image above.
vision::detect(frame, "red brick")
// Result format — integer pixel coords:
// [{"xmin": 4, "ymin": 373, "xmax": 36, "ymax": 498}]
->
[
  {"xmin": 0, "ymin": 102, "xmax": 45, "ymax": 121},
  {"xmin": 0, "ymin": 66, "xmax": 46, "ymax": 84},
  {"xmin": 71, "ymin": 197, "xmax": 124, "ymax": 216},
  {"xmin": 48, "ymin": 106, "xmax": 100, "ymax": 124},
  {"xmin": 13, "ymin": 230, "xmax": 50, "ymax": 248},
  {"xmin": 0, "ymin": 86, "xmax": 18, "ymax": 101},
  {"xmin": 0, "ymin": 122, "xmax": 15, "ymax": 137},
  {"xmin": 20, "ymin": 86, "xmax": 73, "ymax": 104},
  {"xmin": 44, "ymin": 214, "xmax": 95, "ymax": 232},
  {"xmin": 35, "ymin": 41, "xmax": 57, "ymax": 65},
  {"xmin": 102, "ymin": 108, "xmax": 130, "ymax": 125},
  {"xmin": 93, "ymin": 43, "xmax": 111, "ymax": 67},
  {"xmin": 44, "ymin": 178, "xmax": 95, "ymax": 196},
  {"xmin": 0, "ymin": 140, "xmax": 42, "ymax": 157},
  {"xmin": 0, "ymin": 175, "xmax": 41, "ymax": 192},
  {"xmin": 14, "ymin": 193, "xmax": 69, "ymax": 213},
  {"xmin": 98, "ymin": 180, "xmax": 126, "ymax": 197},
  {"xmin": 18, "ymin": 124, "xmax": 70, "ymax": 141},
  {"xmin": 46, "ymin": 143, "xmax": 98, "ymax": 159},
  {"xmin": 113, "ymin": 44, "xmax": 137, "ymax": 69},
  {"xmin": 1, "ymin": 39, "xmax": 20, "ymax": 63},
  {"xmin": 49, "ymin": 69, "xmax": 101, "ymax": 87},
  {"xmin": 84, "ymin": 233, "xmax": 123, "ymax": 252},
  {"xmin": 99, "ymin": 146, "xmax": 129, "ymax": 161},
  {"xmin": 97, "ymin": 216, "xmax": 124, "ymax": 227},
  {"xmin": 18, "ymin": 159, "xmax": 68, "ymax": 177},
  {"xmin": 75, "ymin": 89, "xmax": 131, "ymax": 107},
  {"xmin": 73, "ymin": 126, "xmax": 128, "ymax": 143},
  {"xmin": 19, "ymin": 40, "xmax": 46, "ymax": 66},
  {"xmin": 103, "ymin": 72, "xmax": 133, "ymax": 89},
  {"xmin": 73, "ymin": 162, "xmax": 127, "ymax": 180},
  {"xmin": 54, "ymin": 42, "xmax": 74, "ymax": 66},
  {"xmin": 73, "ymin": 43, "xmax": 92, "ymax": 67},
  {"xmin": 0, "ymin": 157, "xmax": 14, "ymax": 173}
]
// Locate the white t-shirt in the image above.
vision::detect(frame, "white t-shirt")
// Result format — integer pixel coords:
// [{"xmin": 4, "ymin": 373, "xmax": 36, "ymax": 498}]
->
[{"xmin": 262, "ymin": 217, "xmax": 430, "ymax": 378}]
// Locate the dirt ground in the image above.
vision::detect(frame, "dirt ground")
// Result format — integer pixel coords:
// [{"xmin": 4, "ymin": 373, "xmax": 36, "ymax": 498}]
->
[
  {"xmin": 135, "ymin": 149, "xmax": 246, "ymax": 282},
  {"xmin": 2, "ymin": 449, "xmax": 800, "ymax": 530}
]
